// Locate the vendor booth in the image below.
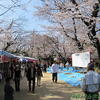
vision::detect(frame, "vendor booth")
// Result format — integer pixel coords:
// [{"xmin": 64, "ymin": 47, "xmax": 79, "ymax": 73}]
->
[
  {"xmin": 19, "ymin": 56, "xmax": 38, "ymax": 63},
  {"xmin": 0, "ymin": 50, "xmax": 18, "ymax": 79}
]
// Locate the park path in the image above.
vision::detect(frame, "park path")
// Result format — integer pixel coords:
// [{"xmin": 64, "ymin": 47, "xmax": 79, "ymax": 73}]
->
[{"xmin": 0, "ymin": 72, "xmax": 84, "ymax": 100}]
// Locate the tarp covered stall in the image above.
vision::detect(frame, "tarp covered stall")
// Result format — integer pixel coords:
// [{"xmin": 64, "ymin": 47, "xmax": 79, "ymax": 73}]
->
[
  {"xmin": 0, "ymin": 50, "xmax": 18, "ymax": 63},
  {"xmin": 0, "ymin": 50, "xmax": 18, "ymax": 76},
  {"xmin": 24, "ymin": 57, "xmax": 38, "ymax": 63},
  {"xmin": 19, "ymin": 56, "xmax": 38, "ymax": 63}
]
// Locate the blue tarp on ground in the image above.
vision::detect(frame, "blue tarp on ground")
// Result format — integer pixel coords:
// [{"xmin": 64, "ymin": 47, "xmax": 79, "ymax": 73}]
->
[{"xmin": 47, "ymin": 67, "xmax": 85, "ymax": 87}]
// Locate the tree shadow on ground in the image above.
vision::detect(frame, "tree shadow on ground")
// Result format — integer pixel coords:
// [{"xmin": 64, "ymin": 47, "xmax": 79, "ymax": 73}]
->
[
  {"xmin": 35, "ymin": 81, "xmax": 82, "ymax": 100},
  {"xmin": 0, "ymin": 76, "xmax": 83, "ymax": 100}
]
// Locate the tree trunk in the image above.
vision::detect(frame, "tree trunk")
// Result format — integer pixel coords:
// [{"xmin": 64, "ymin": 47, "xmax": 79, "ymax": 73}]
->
[{"xmin": 96, "ymin": 41, "xmax": 100, "ymax": 60}]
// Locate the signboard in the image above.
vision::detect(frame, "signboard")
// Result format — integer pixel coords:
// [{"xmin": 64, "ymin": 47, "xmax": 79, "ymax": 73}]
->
[{"xmin": 72, "ymin": 52, "xmax": 90, "ymax": 67}]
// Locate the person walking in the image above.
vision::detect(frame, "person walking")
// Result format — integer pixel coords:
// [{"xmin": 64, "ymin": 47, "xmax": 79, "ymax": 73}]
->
[
  {"xmin": 51, "ymin": 61, "xmax": 59, "ymax": 83},
  {"xmin": 9, "ymin": 62, "xmax": 14, "ymax": 79},
  {"xmin": 36, "ymin": 66, "xmax": 43, "ymax": 86},
  {"xmin": 14, "ymin": 64, "xmax": 21, "ymax": 92},
  {"xmin": 4, "ymin": 78, "xmax": 14, "ymax": 100},
  {"xmin": 26, "ymin": 63, "xmax": 36, "ymax": 93},
  {"xmin": 81, "ymin": 63, "xmax": 100, "ymax": 100},
  {"xmin": 43, "ymin": 63, "xmax": 47, "ymax": 72}
]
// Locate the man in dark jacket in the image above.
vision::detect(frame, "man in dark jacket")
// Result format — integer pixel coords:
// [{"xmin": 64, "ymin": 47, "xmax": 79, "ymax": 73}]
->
[
  {"xmin": 4, "ymin": 78, "xmax": 14, "ymax": 100},
  {"xmin": 26, "ymin": 63, "xmax": 36, "ymax": 93},
  {"xmin": 14, "ymin": 64, "xmax": 21, "ymax": 92}
]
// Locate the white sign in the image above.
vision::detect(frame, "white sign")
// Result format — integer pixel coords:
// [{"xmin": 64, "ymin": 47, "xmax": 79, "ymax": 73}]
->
[{"xmin": 72, "ymin": 52, "xmax": 90, "ymax": 67}]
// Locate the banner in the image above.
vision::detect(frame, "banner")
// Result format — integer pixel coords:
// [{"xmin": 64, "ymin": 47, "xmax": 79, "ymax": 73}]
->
[{"xmin": 72, "ymin": 52, "xmax": 90, "ymax": 67}]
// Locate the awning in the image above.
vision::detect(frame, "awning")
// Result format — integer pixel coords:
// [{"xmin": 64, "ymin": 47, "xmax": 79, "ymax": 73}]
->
[
  {"xmin": 19, "ymin": 56, "xmax": 38, "ymax": 63},
  {"xmin": 0, "ymin": 50, "xmax": 18, "ymax": 63}
]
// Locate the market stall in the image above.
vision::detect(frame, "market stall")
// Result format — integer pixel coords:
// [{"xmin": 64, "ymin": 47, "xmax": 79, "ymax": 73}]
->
[{"xmin": 0, "ymin": 50, "xmax": 18, "ymax": 78}]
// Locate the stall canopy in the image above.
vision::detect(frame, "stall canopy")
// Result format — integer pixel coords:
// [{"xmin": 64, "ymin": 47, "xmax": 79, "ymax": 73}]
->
[
  {"xmin": 0, "ymin": 50, "xmax": 18, "ymax": 63},
  {"xmin": 19, "ymin": 56, "xmax": 38, "ymax": 63},
  {"xmin": 0, "ymin": 50, "xmax": 38, "ymax": 63},
  {"xmin": 25, "ymin": 57, "xmax": 38, "ymax": 63}
]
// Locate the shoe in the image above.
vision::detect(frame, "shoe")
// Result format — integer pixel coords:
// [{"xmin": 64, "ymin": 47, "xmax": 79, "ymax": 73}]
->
[
  {"xmin": 32, "ymin": 91, "xmax": 35, "ymax": 94},
  {"xmin": 29, "ymin": 88, "xmax": 31, "ymax": 91},
  {"xmin": 28, "ymin": 90, "xmax": 31, "ymax": 92},
  {"xmin": 18, "ymin": 88, "xmax": 20, "ymax": 92},
  {"xmin": 55, "ymin": 81, "xmax": 57, "ymax": 83}
]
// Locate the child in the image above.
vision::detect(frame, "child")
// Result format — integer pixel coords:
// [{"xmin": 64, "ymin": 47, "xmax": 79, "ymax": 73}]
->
[{"xmin": 4, "ymin": 78, "xmax": 14, "ymax": 100}]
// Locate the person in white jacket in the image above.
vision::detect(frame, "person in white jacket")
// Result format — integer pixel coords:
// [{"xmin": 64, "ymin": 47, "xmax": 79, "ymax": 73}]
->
[
  {"xmin": 81, "ymin": 63, "xmax": 100, "ymax": 100},
  {"xmin": 51, "ymin": 61, "xmax": 59, "ymax": 83}
]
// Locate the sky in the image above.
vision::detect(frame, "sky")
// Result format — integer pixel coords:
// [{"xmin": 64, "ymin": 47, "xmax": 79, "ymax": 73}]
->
[
  {"xmin": 0, "ymin": 0, "xmax": 48, "ymax": 33},
  {"xmin": 0, "ymin": 0, "xmax": 99, "ymax": 34}
]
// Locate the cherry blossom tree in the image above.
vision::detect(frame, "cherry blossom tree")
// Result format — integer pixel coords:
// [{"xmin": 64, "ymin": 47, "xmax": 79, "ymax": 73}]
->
[
  {"xmin": 0, "ymin": 19, "xmax": 25, "ymax": 54},
  {"xmin": 0, "ymin": 0, "xmax": 33, "ymax": 53},
  {"xmin": 35, "ymin": 0, "xmax": 100, "ymax": 59}
]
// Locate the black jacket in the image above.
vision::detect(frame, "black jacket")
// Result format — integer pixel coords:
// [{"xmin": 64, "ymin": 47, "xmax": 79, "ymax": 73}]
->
[
  {"xmin": 14, "ymin": 69, "xmax": 21, "ymax": 78},
  {"xmin": 26, "ymin": 67, "xmax": 36, "ymax": 81}
]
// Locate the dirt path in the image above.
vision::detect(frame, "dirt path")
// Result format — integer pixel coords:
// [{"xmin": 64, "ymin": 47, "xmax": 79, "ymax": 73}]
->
[{"xmin": 0, "ymin": 72, "xmax": 84, "ymax": 100}]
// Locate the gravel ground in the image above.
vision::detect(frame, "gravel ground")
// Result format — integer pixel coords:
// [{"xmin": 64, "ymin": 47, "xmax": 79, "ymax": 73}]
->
[{"xmin": 0, "ymin": 73, "xmax": 84, "ymax": 100}]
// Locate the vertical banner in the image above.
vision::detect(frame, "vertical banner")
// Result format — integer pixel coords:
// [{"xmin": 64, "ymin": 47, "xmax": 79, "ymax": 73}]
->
[{"xmin": 72, "ymin": 52, "xmax": 90, "ymax": 67}]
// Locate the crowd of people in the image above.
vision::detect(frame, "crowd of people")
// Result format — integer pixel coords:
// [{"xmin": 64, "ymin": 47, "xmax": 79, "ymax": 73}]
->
[
  {"xmin": 0, "ymin": 61, "xmax": 48, "ymax": 100},
  {"xmin": 0, "ymin": 59, "xmax": 68, "ymax": 100},
  {"xmin": 0, "ymin": 59, "xmax": 100, "ymax": 100}
]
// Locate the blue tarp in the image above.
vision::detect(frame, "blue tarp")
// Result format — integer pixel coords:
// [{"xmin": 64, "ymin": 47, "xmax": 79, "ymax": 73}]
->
[
  {"xmin": 47, "ymin": 67, "xmax": 85, "ymax": 87},
  {"xmin": 0, "ymin": 50, "xmax": 16, "ymax": 58}
]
